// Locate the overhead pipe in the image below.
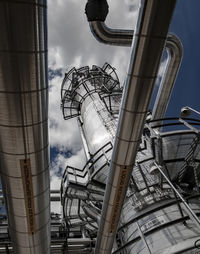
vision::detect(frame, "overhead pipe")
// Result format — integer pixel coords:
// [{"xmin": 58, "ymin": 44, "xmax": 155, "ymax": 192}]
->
[
  {"xmin": 89, "ymin": 21, "xmax": 133, "ymax": 47},
  {"xmin": 89, "ymin": 21, "xmax": 183, "ymax": 120},
  {"xmin": 85, "ymin": 0, "xmax": 133, "ymax": 47},
  {"xmin": 86, "ymin": 0, "xmax": 177, "ymax": 253},
  {"xmin": 87, "ymin": 8, "xmax": 183, "ymax": 122},
  {"xmin": 0, "ymin": 0, "xmax": 50, "ymax": 253}
]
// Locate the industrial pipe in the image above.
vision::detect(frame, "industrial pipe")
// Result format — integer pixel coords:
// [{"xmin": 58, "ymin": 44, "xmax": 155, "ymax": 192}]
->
[
  {"xmin": 85, "ymin": 0, "xmax": 133, "ymax": 47},
  {"xmin": 152, "ymin": 34, "xmax": 183, "ymax": 120},
  {"xmin": 87, "ymin": 18, "xmax": 183, "ymax": 122},
  {"xmin": 0, "ymin": 0, "xmax": 50, "ymax": 253},
  {"xmin": 89, "ymin": 21, "xmax": 133, "ymax": 47},
  {"xmin": 90, "ymin": 0, "xmax": 177, "ymax": 253}
]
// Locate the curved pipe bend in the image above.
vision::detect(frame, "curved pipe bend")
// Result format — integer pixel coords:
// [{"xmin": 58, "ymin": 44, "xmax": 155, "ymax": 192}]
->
[
  {"xmin": 89, "ymin": 21, "xmax": 133, "ymax": 46},
  {"xmin": 152, "ymin": 33, "xmax": 183, "ymax": 120},
  {"xmin": 89, "ymin": 21, "xmax": 183, "ymax": 120}
]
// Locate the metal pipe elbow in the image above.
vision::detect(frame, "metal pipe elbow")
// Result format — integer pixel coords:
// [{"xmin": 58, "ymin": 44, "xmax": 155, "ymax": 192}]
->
[{"xmin": 89, "ymin": 21, "xmax": 133, "ymax": 46}]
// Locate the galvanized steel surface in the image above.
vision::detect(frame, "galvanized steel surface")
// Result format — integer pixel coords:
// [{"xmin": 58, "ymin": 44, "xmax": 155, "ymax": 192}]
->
[{"xmin": 0, "ymin": 0, "xmax": 50, "ymax": 253}]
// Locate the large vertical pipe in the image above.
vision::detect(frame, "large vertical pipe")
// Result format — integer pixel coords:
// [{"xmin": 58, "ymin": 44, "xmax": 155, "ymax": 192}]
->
[
  {"xmin": 94, "ymin": 1, "xmax": 177, "ymax": 253},
  {"xmin": 0, "ymin": 0, "xmax": 50, "ymax": 253}
]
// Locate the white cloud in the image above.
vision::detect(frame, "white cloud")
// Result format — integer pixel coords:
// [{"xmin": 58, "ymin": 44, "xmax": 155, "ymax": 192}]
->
[
  {"xmin": 48, "ymin": 0, "xmax": 140, "ymax": 212},
  {"xmin": 50, "ymin": 148, "xmax": 86, "ymax": 179},
  {"xmin": 49, "ymin": 74, "xmax": 82, "ymax": 152},
  {"xmin": 49, "ymin": 47, "xmax": 64, "ymax": 69},
  {"xmin": 50, "ymin": 148, "xmax": 86, "ymax": 202},
  {"xmin": 156, "ymin": 57, "xmax": 168, "ymax": 86},
  {"xmin": 48, "ymin": 0, "xmax": 140, "ymax": 82}
]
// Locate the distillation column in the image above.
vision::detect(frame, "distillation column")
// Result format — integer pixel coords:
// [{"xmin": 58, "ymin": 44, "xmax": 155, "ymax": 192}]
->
[
  {"xmin": 61, "ymin": 62, "xmax": 200, "ymax": 254},
  {"xmin": 60, "ymin": 0, "xmax": 200, "ymax": 253},
  {"xmin": 61, "ymin": 64, "xmax": 122, "ymax": 252}
]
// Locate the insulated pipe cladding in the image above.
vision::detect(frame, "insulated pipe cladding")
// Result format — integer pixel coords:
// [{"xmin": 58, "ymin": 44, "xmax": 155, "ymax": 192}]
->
[
  {"xmin": 85, "ymin": 0, "xmax": 178, "ymax": 253},
  {"xmin": 0, "ymin": 0, "xmax": 50, "ymax": 253},
  {"xmin": 86, "ymin": 7, "xmax": 183, "ymax": 122}
]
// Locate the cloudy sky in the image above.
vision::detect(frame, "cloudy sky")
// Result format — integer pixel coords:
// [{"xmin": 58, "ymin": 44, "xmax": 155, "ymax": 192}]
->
[{"xmin": 48, "ymin": 0, "xmax": 200, "ymax": 212}]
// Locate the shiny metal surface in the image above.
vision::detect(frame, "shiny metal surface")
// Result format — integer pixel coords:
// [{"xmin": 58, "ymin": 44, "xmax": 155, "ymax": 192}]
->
[
  {"xmin": 82, "ymin": 202, "xmax": 101, "ymax": 224},
  {"xmin": 81, "ymin": 94, "xmax": 114, "ymax": 155},
  {"xmin": 154, "ymin": 162, "xmax": 200, "ymax": 229},
  {"xmin": 0, "ymin": 0, "xmax": 50, "ymax": 253},
  {"xmin": 89, "ymin": 21, "xmax": 133, "ymax": 47},
  {"xmin": 80, "ymin": 95, "xmax": 116, "ymax": 184},
  {"xmin": 89, "ymin": 15, "xmax": 183, "ymax": 123},
  {"xmin": 152, "ymin": 34, "xmax": 183, "ymax": 120},
  {"xmin": 61, "ymin": 64, "xmax": 121, "ymax": 185},
  {"xmin": 89, "ymin": 17, "xmax": 183, "ymax": 123},
  {"xmin": 94, "ymin": 1, "xmax": 177, "ymax": 253}
]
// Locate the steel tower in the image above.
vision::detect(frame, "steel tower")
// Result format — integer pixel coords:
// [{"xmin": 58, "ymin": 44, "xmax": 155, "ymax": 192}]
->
[
  {"xmin": 0, "ymin": 0, "xmax": 200, "ymax": 253},
  {"xmin": 60, "ymin": 60, "xmax": 200, "ymax": 254},
  {"xmin": 59, "ymin": 0, "xmax": 200, "ymax": 253}
]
